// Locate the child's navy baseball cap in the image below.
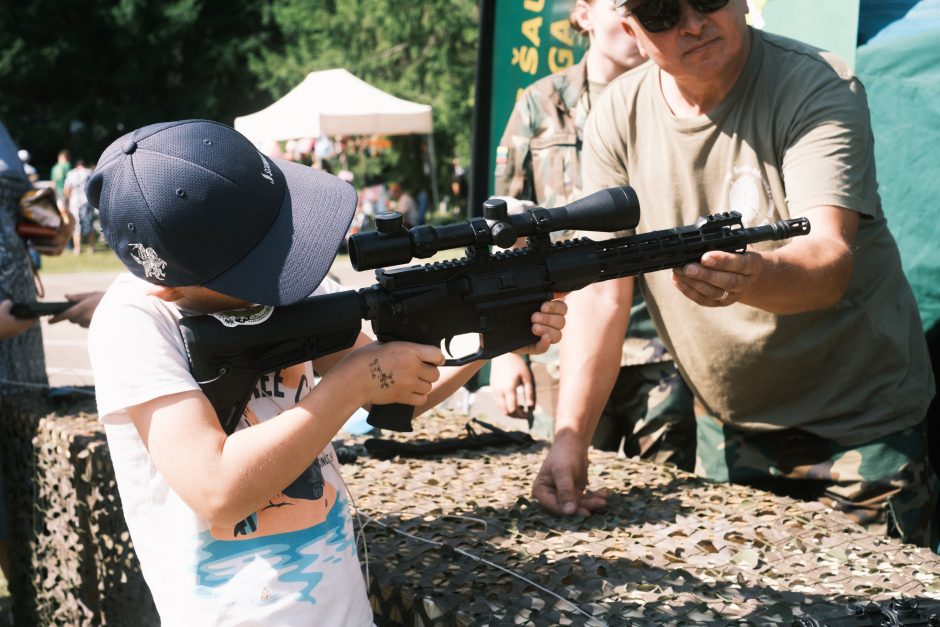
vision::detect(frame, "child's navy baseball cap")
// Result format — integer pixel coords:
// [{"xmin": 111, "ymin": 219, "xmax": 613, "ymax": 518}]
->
[{"xmin": 87, "ymin": 119, "xmax": 357, "ymax": 306}]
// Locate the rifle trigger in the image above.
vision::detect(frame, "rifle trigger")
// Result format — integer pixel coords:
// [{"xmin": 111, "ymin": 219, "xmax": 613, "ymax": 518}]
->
[{"xmin": 442, "ymin": 348, "xmax": 485, "ymax": 367}]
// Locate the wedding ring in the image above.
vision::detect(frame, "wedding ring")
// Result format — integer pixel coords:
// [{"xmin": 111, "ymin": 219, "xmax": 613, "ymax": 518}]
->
[{"xmin": 717, "ymin": 289, "xmax": 730, "ymax": 302}]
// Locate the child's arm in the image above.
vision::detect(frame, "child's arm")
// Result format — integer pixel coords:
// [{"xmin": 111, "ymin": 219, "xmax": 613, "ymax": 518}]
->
[
  {"xmin": 128, "ymin": 297, "xmax": 565, "ymax": 529},
  {"xmin": 128, "ymin": 334, "xmax": 443, "ymax": 528},
  {"xmin": 0, "ymin": 300, "xmax": 36, "ymax": 340}
]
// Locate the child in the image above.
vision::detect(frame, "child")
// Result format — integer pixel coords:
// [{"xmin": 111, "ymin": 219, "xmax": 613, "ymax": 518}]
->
[{"xmin": 86, "ymin": 120, "xmax": 566, "ymax": 625}]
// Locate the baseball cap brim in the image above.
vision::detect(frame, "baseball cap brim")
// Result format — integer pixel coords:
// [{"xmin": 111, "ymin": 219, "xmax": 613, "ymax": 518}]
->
[{"xmin": 203, "ymin": 158, "xmax": 357, "ymax": 306}]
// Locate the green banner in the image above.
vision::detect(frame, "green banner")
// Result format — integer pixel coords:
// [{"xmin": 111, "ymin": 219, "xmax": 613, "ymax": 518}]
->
[
  {"xmin": 748, "ymin": 0, "xmax": 860, "ymax": 68},
  {"xmin": 487, "ymin": 0, "xmax": 586, "ymax": 194}
]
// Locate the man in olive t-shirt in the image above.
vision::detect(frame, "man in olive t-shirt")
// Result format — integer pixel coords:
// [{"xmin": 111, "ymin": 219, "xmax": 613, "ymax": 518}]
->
[{"xmin": 532, "ymin": 0, "xmax": 937, "ymax": 548}]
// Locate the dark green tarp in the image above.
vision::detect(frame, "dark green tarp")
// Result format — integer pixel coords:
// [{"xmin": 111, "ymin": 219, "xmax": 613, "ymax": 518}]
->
[{"xmin": 856, "ymin": 10, "xmax": 940, "ymax": 338}]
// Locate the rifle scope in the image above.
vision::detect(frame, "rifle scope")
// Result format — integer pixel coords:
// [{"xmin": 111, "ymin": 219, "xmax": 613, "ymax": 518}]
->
[{"xmin": 348, "ymin": 185, "xmax": 640, "ymax": 271}]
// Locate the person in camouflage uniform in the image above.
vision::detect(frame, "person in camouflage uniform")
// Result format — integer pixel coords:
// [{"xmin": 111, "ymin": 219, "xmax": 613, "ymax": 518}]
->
[
  {"xmin": 490, "ymin": 0, "xmax": 695, "ymax": 471},
  {"xmin": 696, "ymin": 413, "xmax": 938, "ymax": 542}
]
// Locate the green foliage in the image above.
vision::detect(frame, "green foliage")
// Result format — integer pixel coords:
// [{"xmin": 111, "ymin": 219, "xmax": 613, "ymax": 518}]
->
[
  {"xmin": 0, "ymin": 0, "xmax": 479, "ymax": 198},
  {"xmin": 249, "ymin": 0, "xmax": 479, "ymax": 196},
  {"xmin": 6, "ymin": 0, "xmax": 273, "ymax": 168}
]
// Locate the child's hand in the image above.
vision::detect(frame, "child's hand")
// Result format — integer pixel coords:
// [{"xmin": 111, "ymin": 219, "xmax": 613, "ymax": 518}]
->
[
  {"xmin": 489, "ymin": 353, "xmax": 535, "ymax": 418},
  {"xmin": 344, "ymin": 341, "xmax": 445, "ymax": 407},
  {"xmin": 0, "ymin": 300, "xmax": 37, "ymax": 340},
  {"xmin": 513, "ymin": 298, "xmax": 567, "ymax": 356}
]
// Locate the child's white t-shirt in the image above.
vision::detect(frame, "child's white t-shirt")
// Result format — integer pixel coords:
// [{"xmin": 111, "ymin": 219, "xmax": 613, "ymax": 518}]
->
[{"xmin": 89, "ymin": 273, "xmax": 373, "ymax": 626}]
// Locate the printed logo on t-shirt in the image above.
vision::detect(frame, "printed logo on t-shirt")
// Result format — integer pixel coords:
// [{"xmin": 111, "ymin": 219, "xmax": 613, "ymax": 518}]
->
[
  {"xmin": 193, "ymin": 362, "xmax": 354, "ymax": 607},
  {"xmin": 723, "ymin": 166, "xmax": 774, "ymax": 226},
  {"xmin": 223, "ymin": 364, "xmax": 322, "ymax": 543}
]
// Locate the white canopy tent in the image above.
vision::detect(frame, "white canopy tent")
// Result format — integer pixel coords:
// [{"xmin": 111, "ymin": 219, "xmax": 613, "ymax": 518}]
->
[{"xmin": 235, "ymin": 68, "xmax": 437, "ymax": 210}]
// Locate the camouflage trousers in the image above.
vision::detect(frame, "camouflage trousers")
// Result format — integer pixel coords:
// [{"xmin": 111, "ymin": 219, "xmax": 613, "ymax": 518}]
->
[
  {"xmin": 695, "ymin": 413, "xmax": 940, "ymax": 550},
  {"xmin": 591, "ymin": 362, "xmax": 696, "ymax": 472}
]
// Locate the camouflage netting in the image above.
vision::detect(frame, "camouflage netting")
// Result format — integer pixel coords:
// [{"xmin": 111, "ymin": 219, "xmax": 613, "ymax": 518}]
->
[
  {"xmin": 1, "ymin": 396, "xmax": 938, "ymax": 626},
  {"xmin": 344, "ymin": 414, "xmax": 940, "ymax": 626},
  {"xmin": 0, "ymin": 393, "xmax": 157, "ymax": 626}
]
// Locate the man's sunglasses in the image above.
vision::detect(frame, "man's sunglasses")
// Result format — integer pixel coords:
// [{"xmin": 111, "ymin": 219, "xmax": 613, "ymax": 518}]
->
[{"xmin": 615, "ymin": 0, "xmax": 731, "ymax": 33}]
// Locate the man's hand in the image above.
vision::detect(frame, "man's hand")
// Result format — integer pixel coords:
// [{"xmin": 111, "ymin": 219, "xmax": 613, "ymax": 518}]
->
[
  {"xmin": 489, "ymin": 353, "xmax": 535, "ymax": 418},
  {"xmin": 532, "ymin": 431, "xmax": 608, "ymax": 516},
  {"xmin": 49, "ymin": 291, "xmax": 104, "ymax": 328},
  {"xmin": 674, "ymin": 206, "xmax": 859, "ymax": 314},
  {"xmin": 672, "ymin": 250, "xmax": 764, "ymax": 307},
  {"xmin": 0, "ymin": 300, "xmax": 36, "ymax": 340}
]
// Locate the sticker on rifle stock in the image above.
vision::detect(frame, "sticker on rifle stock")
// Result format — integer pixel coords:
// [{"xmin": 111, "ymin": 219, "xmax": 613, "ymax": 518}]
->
[{"xmin": 210, "ymin": 305, "xmax": 274, "ymax": 327}]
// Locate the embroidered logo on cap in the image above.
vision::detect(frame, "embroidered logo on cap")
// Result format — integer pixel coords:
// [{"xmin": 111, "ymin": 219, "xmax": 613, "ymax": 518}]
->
[
  {"xmin": 129, "ymin": 243, "xmax": 168, "ymax": 281},
  {"xmin": 259, "ymin": 153, "xmax": 274, "ymax": 184}
]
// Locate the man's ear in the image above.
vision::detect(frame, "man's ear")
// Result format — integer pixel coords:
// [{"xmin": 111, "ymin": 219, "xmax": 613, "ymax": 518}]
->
[
  {"xmin": 621, "ymin": 16, "xmax": 639, "ymax": 40},
  {"xmin": 619, "ymin": 16, "xmax": 649, "ymax": 57},
  {"xmin": 573, "ymin": 0, "xmax": 594, "ymax": 33},
  {"xmin": 144, "ymin": 284, "xmax": 184, "ymax": 302}
]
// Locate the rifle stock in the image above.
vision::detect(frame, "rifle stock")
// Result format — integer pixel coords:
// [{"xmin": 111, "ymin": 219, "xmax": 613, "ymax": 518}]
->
[
  {"xmin": 180, "ymin": 188, "xmax": 810, "ymax": 434},
  {"xmin": 180, "ymin": 290, "xmax": 366, "ymax": 434}
]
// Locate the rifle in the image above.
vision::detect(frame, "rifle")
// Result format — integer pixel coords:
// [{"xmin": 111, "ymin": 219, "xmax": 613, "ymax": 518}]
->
[{"xmin": 180, "ymin": 186, "xmax": 810, "ymax": 434}]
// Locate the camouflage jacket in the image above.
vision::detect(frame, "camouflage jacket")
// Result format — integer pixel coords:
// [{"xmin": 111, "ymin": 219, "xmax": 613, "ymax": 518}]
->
[
  {"xmin": 493, "ymin": 58, "xmax": 589, "ymax": 208},
  {"xmin": 493, "ymin": 58, "xmax": 671, "ymax": 366}
]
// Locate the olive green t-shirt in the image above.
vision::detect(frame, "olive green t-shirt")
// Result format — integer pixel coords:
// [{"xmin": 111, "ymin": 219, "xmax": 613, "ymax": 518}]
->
[{"xmin": 581, "ymin": 29, "xmax": 933, "ymax": 445}]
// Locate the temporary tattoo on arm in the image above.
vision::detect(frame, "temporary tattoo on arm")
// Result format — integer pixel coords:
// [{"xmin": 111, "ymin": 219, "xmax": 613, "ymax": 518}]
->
[{"xmin": 368, "ymin": 358, "xmax": 395, "ymax": 388}]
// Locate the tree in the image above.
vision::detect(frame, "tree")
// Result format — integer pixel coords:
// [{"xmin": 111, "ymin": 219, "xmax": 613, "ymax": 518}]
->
[
  {"xmin": 249, "ymin": 0, "xmax": 479, "ymax": 201},
  {"xmin": 0, "ymin": 0, "xmax": 274, "ymax": 172},
  {"xmin": 0, "ymin": 0, "xmax": 480, "ymax": 204}
]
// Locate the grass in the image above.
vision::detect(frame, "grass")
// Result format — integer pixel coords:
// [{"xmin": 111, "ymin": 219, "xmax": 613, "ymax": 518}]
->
[{"xmin": 37, "ymin": 243, "xmax": 124, "ymax": 274}]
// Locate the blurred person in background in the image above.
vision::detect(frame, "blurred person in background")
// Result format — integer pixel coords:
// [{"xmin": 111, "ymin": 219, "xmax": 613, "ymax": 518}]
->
[
  {"xmin": 63, "ymin": 159, "xmax": 94, "ymax": 255},
  {"xmin": 50, "ymin": 149, "xmax": 71, "ymax": 210}
]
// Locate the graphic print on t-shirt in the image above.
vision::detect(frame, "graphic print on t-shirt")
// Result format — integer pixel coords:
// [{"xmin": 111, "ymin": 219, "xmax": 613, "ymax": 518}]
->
[
  {"xmin": 723, "ymin": 165, "xmax": 775, "ymax": 226},
  {"xmin": 194, "ymin": 363, "xmax": 354, "ymax": 604}
]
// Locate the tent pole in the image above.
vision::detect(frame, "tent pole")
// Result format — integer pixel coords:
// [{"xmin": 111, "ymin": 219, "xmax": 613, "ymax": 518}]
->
[{"xmin": 426, "ymin": 133, "xmax": 439, "ymax": 220}]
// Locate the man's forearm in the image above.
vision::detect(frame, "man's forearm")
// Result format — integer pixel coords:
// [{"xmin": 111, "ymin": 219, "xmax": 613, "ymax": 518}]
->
[
  {"xmin": 553, "ymin": 278, "xmax": 633, "ymax": 447},
  {"xmin": 742, "ymin": 206, "xmax": 858, "ymax": 314}
]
